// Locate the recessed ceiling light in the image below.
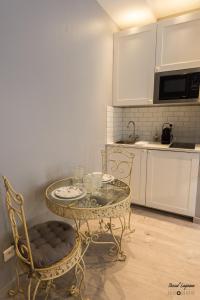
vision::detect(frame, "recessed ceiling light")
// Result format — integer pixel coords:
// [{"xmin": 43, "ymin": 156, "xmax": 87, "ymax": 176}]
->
[
  {"xmin": 97, "ymin": 0, "xmax": 200, "ymax": 29},
  {"xmin": 118, "ymin": 8, "xmax": 156, "ymax": 28},
  {"xmin": 149, "ymin": 0, "xmax": 200, "ymax": 19}
]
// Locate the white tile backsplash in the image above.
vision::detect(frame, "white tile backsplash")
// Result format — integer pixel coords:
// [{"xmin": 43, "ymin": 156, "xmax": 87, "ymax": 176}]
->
[
  {"xmin": 107, "ymin": 105, "xmax": 200, "ymax": 143},
  {"xmin": 106, "ymin": 106, "xmax": 123, "ymax": 143}
]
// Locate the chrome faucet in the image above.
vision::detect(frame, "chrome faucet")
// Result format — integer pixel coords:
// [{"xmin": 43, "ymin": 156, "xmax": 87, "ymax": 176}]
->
[{"xmin": 127, "ymin": 121, "xmax": 139, "ymax": 142}]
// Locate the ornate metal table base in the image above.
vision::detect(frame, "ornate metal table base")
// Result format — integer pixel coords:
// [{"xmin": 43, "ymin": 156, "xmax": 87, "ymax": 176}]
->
[
  {"xmin": 46, "ymin": 178, "xmax": 133, "ymax": 273},
  {"xmin": 77, "ymin": 213, "xmax": 134, "ymax": 262}
]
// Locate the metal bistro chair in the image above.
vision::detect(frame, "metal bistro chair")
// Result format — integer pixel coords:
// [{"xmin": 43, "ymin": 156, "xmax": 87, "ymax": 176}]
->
[
  {"xmin": 101, "ymin": 147, "xmax": 134, "ymax": 230},
  {"xmin": 3, "ymin": 176, "xmax": 86, "ymax": 300}
]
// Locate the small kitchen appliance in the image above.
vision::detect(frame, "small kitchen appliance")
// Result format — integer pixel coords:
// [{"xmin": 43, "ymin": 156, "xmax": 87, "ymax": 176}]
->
[
  {"xmin": 161, "ymin": 123, "xmax": 173, "ymax": 144},
  {"xmin": 154, "ymin": 68, "xmax": 200, "ymax": 104},
  {"xmin": 170, "ymin": 142, "xmax": 195, "ymax": 149}
]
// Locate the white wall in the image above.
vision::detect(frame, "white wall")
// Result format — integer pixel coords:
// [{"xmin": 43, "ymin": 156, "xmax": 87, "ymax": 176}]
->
[{"xmin": 0, "ymin": 0, "xmax": 116, "ymax": 290}]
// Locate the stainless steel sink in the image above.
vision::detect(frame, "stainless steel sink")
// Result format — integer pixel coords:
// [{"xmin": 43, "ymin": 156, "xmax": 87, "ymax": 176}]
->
[
  {"xmin": 116, "ymin": 140, "xmax": 136, "ymax": 144},
  {"xmin": 115, "ymin": 140, "xmax": 150, "ymax": 146}
]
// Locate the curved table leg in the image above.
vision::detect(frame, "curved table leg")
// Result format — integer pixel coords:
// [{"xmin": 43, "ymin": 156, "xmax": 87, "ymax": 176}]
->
[
  {"xmin": 79, "ymin": 219, "xmax": 118, "ymax": 254},
  {"xmin": 127, "ymin": 208, "xmax": 135, "ymax": 233},
  {"xmin": 99, "ymin": 219, "xmax": 104, "ymax": 232},
  {"xmin": 109, "ymin": 217, "xmax": 126, "ymax": 261},
  {"xmin": 77, "ymin": 217, "xmax": 128, "ymax": 261}
]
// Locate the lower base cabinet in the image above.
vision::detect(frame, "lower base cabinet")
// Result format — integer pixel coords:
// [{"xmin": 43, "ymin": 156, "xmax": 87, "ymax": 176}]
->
[
  {"xmin": 146, "ymin": 150, "xmax": 199, "ymax": 217},
  {"xmin": 106, "ymin": 146, "xmax": 200, "ymax": 217}
]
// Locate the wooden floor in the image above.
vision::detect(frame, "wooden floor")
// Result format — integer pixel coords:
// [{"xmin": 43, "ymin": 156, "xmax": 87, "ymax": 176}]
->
[{"xmin": 2, "ymin": 206, "xmax": 200, "ymax": 300}]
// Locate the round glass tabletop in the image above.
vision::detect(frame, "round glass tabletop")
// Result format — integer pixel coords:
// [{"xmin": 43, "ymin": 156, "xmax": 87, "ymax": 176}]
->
[{"xmin": 45, "ymin": 177, "xmax": 131, "ymax": 220}]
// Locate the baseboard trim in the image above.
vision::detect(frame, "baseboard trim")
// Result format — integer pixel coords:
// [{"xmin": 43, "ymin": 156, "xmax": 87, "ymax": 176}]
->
[{"xmin": 193, "ymin": 216, "xmax": 200, "ymax": 224}]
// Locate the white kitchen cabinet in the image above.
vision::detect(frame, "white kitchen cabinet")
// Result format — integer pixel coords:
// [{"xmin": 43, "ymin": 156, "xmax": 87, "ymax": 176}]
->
[
  {"xmin": 113, "ymin": 23, "xmax": 156, "ymax": 106},
  {"xmin": 156, "ymin": 11, "xmax": 200, "ymax": 72},
  {"xmin": 106, "ymin": 146, "xmax": 147, "ymax": 205},
  {"xmin": 146, "ymin": 150, "xmax": 199, "ymax": 216}
]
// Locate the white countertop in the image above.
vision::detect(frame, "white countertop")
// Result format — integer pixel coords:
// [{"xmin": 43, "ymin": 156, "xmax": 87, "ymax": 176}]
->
[{"xmin": 107, "ymin": 141, "xmax": 200, "ymax": 153}]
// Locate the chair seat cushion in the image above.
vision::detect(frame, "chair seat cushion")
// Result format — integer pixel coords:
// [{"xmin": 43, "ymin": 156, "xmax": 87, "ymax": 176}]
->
[{"xmin": 19, "ymin": 221, "xmax": 76, "ymax": 268}]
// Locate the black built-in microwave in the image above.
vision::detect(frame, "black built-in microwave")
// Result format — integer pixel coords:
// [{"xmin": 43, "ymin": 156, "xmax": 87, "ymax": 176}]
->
[{"xmin": 154, "ymin": 68, "xmax": 200, "ymax": 104}]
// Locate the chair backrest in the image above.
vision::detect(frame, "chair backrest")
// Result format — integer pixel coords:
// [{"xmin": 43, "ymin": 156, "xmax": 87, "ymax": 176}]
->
[
  {"xmin": 102, "ymin": 147, "xmax": 134, "ymax": 185},
  {"xmin": 3, "ymin": 176, "xmax": 34, "ymax": 270}
]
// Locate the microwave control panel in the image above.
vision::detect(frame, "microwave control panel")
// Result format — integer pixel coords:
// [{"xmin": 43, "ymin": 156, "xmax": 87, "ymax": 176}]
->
[{"xmin": 189, "ymin": 72, "xmax": 200, "ymax": 98}]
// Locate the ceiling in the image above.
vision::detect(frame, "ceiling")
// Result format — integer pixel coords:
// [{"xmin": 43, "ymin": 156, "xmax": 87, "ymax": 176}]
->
[{"xmin": 97, "ymin": 0, "xmax": 200, "ymax": 29}]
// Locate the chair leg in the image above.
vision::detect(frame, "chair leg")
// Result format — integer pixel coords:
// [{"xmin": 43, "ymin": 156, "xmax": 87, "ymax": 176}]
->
[
  {"xmin": 27, "ymin": 277, "xmax": 32, "ymax": 300},
  {"xmin": 8, "ymin": 259, "xmax": 24, "ymax": 297},
  {"xmin": 44, "ymin": 280, "xmax": 54, "ymax": 300},
  {"xmin": 32, "ymin": 279, "xmax": 41, "ymax": 300},
  {"xmin": 76, "ymin": 260, "xmax": 85, "ymax": 300},
  {"xmin": 69, "ymin": 259, "xmax": 85, "ymax": 299}
]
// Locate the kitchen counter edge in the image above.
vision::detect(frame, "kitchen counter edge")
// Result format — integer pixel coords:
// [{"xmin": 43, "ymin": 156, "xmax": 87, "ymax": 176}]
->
[{"xmin": 106, "ymin": 142, "xmax": 200, "ymax": 153}]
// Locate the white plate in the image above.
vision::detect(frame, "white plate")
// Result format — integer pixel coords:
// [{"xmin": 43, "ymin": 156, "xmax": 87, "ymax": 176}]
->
[
  {"xmin": 51, "ymin": 190, "xmax": 87, "ymax": 202},
  {"xmin": 102, "ymin": 174, "xmax": 114, "ymax": 183},
  {"xmin": 52, "ymin": 186, "xmax": 85, "ymax": 199}
]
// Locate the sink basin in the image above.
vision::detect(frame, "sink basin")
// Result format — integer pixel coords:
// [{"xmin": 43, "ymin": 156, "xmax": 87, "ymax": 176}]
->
[
  {"xmin": 116, "ymin": 140, "xmax": 149, "ymax": 145},
  {"xmin": 134, "ymin": 141, "xmax": 148, "ymax": 146},
  {"xmin": 116, "ymin": 140, "xmax": 136, "ymax": 144},
  {"xmin": 115, "ymin": 141, "xmax": 165, "ymax": 148}
]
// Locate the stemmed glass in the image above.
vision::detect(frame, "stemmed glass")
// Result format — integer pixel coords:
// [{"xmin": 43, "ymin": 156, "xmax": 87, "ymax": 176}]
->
[
  {"xmin": 83, "ymin": 172, "xmax": 103, "ymax": 194},
  {"xmin": 73, "ymin": 166, "xmax": 85, "ymax": 188}
]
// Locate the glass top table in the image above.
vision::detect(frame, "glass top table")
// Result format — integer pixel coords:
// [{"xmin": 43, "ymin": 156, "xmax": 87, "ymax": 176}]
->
[
  {"xmin": 45, "ymin": 177, "xmax": 132, "ymax": 261},
  {"xmin": 45, "ymin": 177, "xmax": 131, "ymax": 220}
]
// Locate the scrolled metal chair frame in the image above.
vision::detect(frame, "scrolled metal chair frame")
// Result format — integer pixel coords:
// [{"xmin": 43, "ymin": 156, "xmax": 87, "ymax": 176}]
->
[
  {"xmin": 3, "ymin": 176, "xmax": 87, "ymax": 300},
  {"xmin": 102, "ymin": 146, "xmax": 135, "ymax": 232},
  {"xmin": 102, "ymin": 146, "xmax": 134, "ymax": 185}
]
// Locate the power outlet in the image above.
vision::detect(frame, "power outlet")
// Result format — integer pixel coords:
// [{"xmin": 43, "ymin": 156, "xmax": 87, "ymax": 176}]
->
[{"xmin": 3, "ymin": 245, "xmax": 15, "ymax": 262}]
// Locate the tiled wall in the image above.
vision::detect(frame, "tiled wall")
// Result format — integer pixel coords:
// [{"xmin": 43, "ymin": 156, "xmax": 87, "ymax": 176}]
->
[
  {"xmin": 107, "ymin": 105, "xmax": 200, "ymax": 143},
  {"xmin": 107, "ymin": 106, "xmax": 123, "ymax": 143}
]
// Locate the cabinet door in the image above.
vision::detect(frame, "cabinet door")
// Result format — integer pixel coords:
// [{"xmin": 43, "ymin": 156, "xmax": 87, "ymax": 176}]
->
[
  {"xmin": 113, "ymin": 23, "xmax": 156, "ymax": 106},
  {"xmin": 146, "ymin": 150, "xmax": 199, "ymax": 216},
  {"xmin": 106, "ymin": 146, "xmax": 147, "ymax": 205},
  {"xmin": 156, "ymin": 11, "xmax": 200, "ymax": 72},
  {"xmin": 129, "ymin": 148, "xmax": 147, "ymax": 205}
]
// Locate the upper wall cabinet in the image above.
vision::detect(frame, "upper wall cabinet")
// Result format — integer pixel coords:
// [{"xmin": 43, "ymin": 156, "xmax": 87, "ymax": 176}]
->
[
  {"xmin": 113, "ymin": 23, "xmax": 157, "ymax": 106},
  {"xmin": 156, "ymin": 11, "xmax": 200, "ymax": 72}
]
